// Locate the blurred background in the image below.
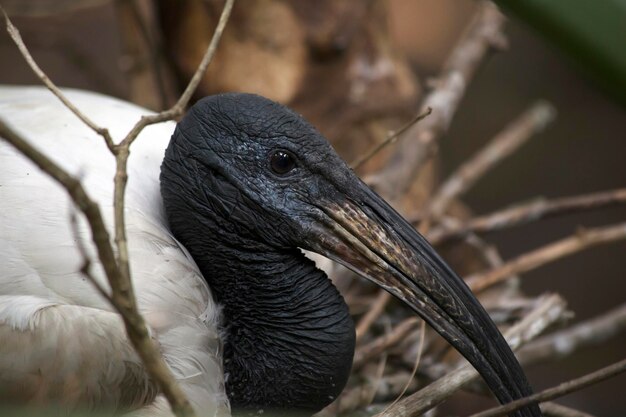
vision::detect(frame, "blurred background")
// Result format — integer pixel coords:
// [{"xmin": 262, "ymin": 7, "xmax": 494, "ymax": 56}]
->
[{"xmin": 1, "ymin": 0, "xmax": 624, "ymax": 415}]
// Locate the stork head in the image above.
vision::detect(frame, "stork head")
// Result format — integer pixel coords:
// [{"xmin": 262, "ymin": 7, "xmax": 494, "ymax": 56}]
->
[{"xmin": 161, "ymin": 93, "xmax": 539, "ymax": 417}]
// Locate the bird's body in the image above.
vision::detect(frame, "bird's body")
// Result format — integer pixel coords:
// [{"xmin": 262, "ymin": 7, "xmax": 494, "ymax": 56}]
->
[
  {"xmin": 0, "ymin": 86, "xmax": 542, "ymax": 417},
  {"xmin": 0, "ymin": 87, "xmax": 227, "ymax": 416}
]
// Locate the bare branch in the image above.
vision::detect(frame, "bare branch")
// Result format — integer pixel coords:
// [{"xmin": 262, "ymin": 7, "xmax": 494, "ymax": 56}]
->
[
  {"xmin": 423, "ymin": 101, "xmax": 555, "ymax": 222},
  {"xmin": 118, "ymin": 0, "xmax": 235, "ymax": 146},
  {"xmin": 2, "ymin": 1, "xmax": 236, "ymax": 414},
  {"xmin": 108, "ymin": 0, "xmax": 234, "ymax": 282},
  {"xmin": 351, "ymin": 107, "xmax": 432, "ymax": 170},
  {"xmin": 540, "ymin": 402, "xmax": 595, "ymax": 417},
  {"xmin": 107, "ymin": 1, "xmax": 235, "ymax": 364},
  {"xmin": 353, "ymin": 1, "xmax": 509, "ymax": 333},
  {"xmin": 374, "ymin": 2, "xmax": 507, "ymax": 199},
  {"xmin": 427, "ymin": 188, "xmax": 626, "ymax": 245},
  {"xmin": 0, "ymin": 120, "xmax": 197, "ymax": 417},
  {"xmin": 374, "ymin": 294, "xmax": 567, "ymax": 417},
  {"xmin": 1, "ymin": 8, "xmax": 115, "ymax": 151},
  {"xmin": 466, "ymin": 222, "xmax": 626, "ymax": 293},
  {"xmin": 463, "ymin": 231, "xmax": 521, "ymax": 282},
  {"xmin": 518, "ymin": 303, "xmax": 626, "ymax": 367},
  {"xmin": 380, "ymin": 320, "xmax": 427, "ymax": 414},
  {"xmin": 368, "ymin": 352, "xmax": 390, "ymax": 408},
  {"xmin": 319, "ymin": 353, "xmax": 389, "ymax": 417},
  {"xmin": 353, "ymin": 318, "xmax": 420, "ymax": 370},
  {"xmin": 356, "ymin": 291, "xmax": 392, "ymax": 343},
  {"xmin": 69, "ymin": 210, "xmax": 114, "ymax": 304},
  {"xmin": 469, "ymin": 358, "xmax": 626, "ymax": 417},
  {"xmin": 0, "ymin": 121, "xmax": 119, "ymax": 284}
]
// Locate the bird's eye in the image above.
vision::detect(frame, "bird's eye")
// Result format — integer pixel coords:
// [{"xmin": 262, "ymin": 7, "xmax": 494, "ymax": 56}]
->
[{"xmin": 269, "ymin": 150, "xmax": 296, "ymax": 175}]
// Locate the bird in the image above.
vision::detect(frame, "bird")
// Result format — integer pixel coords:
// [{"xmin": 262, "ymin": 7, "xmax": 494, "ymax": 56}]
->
[{"xmin": 0, "ymin": 86, "xmax": 541, "ymax": 417}]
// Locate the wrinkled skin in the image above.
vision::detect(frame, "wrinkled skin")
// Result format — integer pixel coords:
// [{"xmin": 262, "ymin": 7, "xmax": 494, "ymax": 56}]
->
[{"xmin": 160, "ymin": 93, "xmax": 540, "ymax": 416}]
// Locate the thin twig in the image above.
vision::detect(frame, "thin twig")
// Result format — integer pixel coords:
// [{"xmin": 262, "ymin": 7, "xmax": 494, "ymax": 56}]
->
[
  {"xmin": 469, "ymin": 358, "xmax": 626, "ymax": 417},
  {"xmin": 423, "ymin": 100, "xmax": 555, "ymax": 222},
  {"xmin": 319, "ymin": 332, "xmax": 391, "ymax": 417},
  {"xmin": 356, "ymin": 291, "xmax": 392, "ymax": 343},
  {"xmin": 351, "ymin": 107, "xmax": 432, "ymax": 170},
  {"xmin": 361, "ymin": 371, "xmax": 422, "ymax": 404},
  {"xmin": 1, "ymin": 7, "xmax": 115, "ymax": 151},
  {"xmin": 69, "ymin": 210, "xmax": 114, "ymax": 304},
  {"xmin": 518, "ymin": 303, "xmax": 626, "ymax": 367},
  {"xmin": 463, "ymin": 231, "xmax": 521, "ymax": 283},
  {"xmin": 540, "ymin": 402, "xmax": 595, "ymax": 417},
  {"xmin": 354, "ymin": 1, "xmax": 508, "ymax": 336},
  {"xmin": 427, "ymin": 188, "xmax": 626, "ymax": 245},
  {"xmin": 107, "ymin": 0, "xmax": 234, "ymax": 282},
  {"xmin": 3, "ymin": 1, "xmax": 235, "ymax": 414},
  {"xmin": 0, "ymin": 121, "xmax": 197, "ymax": 417},
  {"xmin": 0, "ymin": 121, "xmax": 120, "ymax": 291},
  {"xmin": 380, "ymin": 320, "xmax": 426, "ymax": 414},
  {"xmin": 466, "ymin": 222, "xmax": 626, "ymax": 293},
  {"xmin": 374, "ymin": 294, "xmax": 567, "ymax": 417},
  {"xmin": 353, "ymin": 318, "xmax": 420, "ymax": 369},
  {"xmin": 373, "ymin": 2, "xmax": 507, "ymax": 200},
  {"xmin": 110, "ymin": 0, "xmax": 234, "ymax": 366},
  {"xmin": 330, "ymin": 355, "xmax": 390, "ymax": 417},
  {"xmin": 367, "ymin": 351, "xmax": 390, "ymax": 408},
  {"xmin": 413, "ymin": 298, "xmax": 550, "ymax": 384},
  {"xmin": 118, "ymin": 0, "xmax": 234, "ymax": 145}
]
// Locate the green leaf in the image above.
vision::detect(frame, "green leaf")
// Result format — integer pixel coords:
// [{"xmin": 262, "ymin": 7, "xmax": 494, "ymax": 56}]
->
[{"xmin": 493, "ymin": 0, "xmax": 626, "ymax": 104}]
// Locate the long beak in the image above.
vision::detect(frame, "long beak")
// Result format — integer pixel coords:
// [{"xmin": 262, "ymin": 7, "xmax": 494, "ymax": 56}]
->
[{"xmin": 308, "ymin": 184, "xmax": 540, "ymax": 417}]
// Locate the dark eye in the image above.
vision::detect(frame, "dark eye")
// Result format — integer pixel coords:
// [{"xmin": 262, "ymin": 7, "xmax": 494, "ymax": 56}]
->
[{"xmin": 269, "ymin": 150, "xmax": 296, "ymax": 175}]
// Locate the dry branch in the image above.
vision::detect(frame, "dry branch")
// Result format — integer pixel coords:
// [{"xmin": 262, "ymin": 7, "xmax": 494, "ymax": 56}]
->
[
  {"xmin": 0, "ymin": 119, "xmax": 195, "ymax": 416},
  {"xmin": 427, "ymin": 188, "xmax": 626, "ymax": 244},
  {"xmin": 355, "ymin": 290, "xmax": 392, "ymax": 343},
  {"xmin": 319, "ymin": 354, "xmax": 389, "ymax": 417},
  {"xmin": 4, "ymin": 1, "xmax": 621, "ymax": 416},
  {"xmin": 423, "ymin": 101, "xmax": 555, "ymax": 222},
  {"xmin": 354, "ymin": 1, "xmax": 508, "ymax": 339},
  {"xmin": 69, "ymin": 211, "xmax": 114, "ymax": 304},
  {"xmin": 518, "ymin": 303, "xmax": 626, "ymax": 366},
  {"xmin": 466, "ymin": 222, "xmax": 626, "ymax": 293},
  {"xmin": 374, "ymin": 294, "xmax": 567, "ymax": 417},
  {"xmin": 470, "ymin": 358, "xmax": 626, "ymax": 417},
  {"xmin": 464, "ymin": 233, "xmax": 504, "ymax": 268},
  {"xmin": 1, "ymin": 8, "xmax": 115, "ymax": 151},
  {"xmin": 111, "ymin": 0, "xmax": 234, "ymax": 291},
  {"xmin": 0, "ymin": 121, "xmax": 120, "ymax": 305},
  {"xmin": 120, "ymin": 0, "xmax": 234, "ymax": 138},
  {"xmin": 374, "ymin": 2, "xmax": 507, "ymax": 200},
  {"xmin": 368, "ymin": 371, "xmax": 421, "ymax": 403},
  {"xmin": 351, "ymin": 107, "xmax": 432, "ymax": 170},
  {"xmin": 2, "ymin": 1, "xmax": 235, "ymax": 415},
  {"xmin": 540, "ymin": 402, "xmax": 595, "ymax": 417},
  {"xmin": 353, "ymin": 318, "xmax": 420, "ymax": 369},
  {"xmin": 380, "ymin": 320, "xmax": 427, "ymax": 414}
]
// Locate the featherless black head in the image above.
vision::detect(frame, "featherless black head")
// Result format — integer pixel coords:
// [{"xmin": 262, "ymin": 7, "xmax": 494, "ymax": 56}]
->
[
  {"xmin": 160, "ymin": 93, "xmax": 541, "ymax": 417},
  {"xmin": 163, "ymin": 93, "xmax": 357, "ymax": 251}
]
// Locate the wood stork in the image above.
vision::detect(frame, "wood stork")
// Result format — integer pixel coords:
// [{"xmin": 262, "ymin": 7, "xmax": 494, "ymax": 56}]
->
[{"xmin": 0, "ymin": 86, "xmax": 540, "ymax": 417}]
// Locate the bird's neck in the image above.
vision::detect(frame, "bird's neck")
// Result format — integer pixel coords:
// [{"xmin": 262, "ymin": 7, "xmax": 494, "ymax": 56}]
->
[{"xmin": 187, "ymin": 236, "xmax": 355, "ymax": 412}]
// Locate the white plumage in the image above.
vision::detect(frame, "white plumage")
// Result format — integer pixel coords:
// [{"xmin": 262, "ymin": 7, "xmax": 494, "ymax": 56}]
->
[{"xmin": 0, "ymin": 86, "xmax": 228, "ymax": 416}]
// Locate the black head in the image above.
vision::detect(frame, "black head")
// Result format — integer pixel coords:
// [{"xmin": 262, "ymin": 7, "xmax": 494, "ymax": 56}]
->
[
  {"xmin": 162, "ymin": 93, "xmax": 359, "ymax": 251},
  {"xmin": 160, "ymin": 93, "xmax": 541, "ymax": 417}
]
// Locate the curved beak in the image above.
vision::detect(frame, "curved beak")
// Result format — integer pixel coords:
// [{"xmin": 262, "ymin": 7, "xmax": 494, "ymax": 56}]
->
[{"xmin": 308, "ymin": 183, "xmax": 540, "ymax": 417}]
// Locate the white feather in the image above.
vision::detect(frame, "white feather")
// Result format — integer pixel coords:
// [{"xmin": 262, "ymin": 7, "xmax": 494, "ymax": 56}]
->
[{"xmin": 0, "ymin": 86, "xmax": 228, "ymax": 416}]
